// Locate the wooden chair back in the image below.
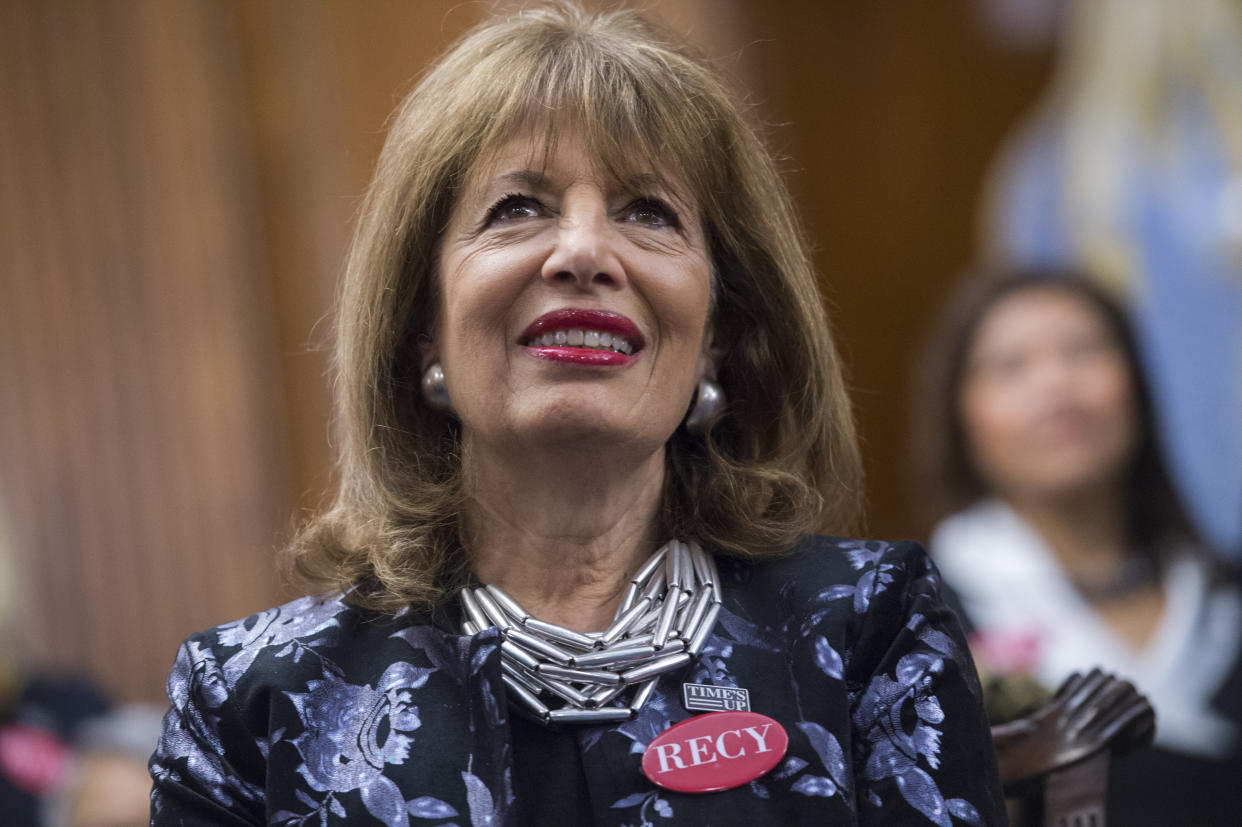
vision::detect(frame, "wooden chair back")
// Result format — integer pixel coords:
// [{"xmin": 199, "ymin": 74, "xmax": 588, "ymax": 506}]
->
[{"xmin": 991, "ymin": 669, "xmax": 1156, "ymax": 827}]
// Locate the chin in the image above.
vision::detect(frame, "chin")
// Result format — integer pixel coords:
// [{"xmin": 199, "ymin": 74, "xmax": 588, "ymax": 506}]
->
[
  {"xmin": 1025, "ymin": 455, "xmax": 1129, "ymax": 499},
  {"xmin": 509, "ymin": 402, "xmax": 676, "ymax": 454}
]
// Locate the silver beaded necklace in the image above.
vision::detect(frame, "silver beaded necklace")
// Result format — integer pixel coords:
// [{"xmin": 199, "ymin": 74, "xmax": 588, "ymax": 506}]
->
[{"xmin": 458, "ymin": 539, "xmax": 722, "ymax": 725}]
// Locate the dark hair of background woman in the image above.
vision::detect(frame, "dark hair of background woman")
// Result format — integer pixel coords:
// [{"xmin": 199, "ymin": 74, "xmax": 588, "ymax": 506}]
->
[{"xmin": 910, "ymin": 269, "xmax": 1200, "ymax": 563}]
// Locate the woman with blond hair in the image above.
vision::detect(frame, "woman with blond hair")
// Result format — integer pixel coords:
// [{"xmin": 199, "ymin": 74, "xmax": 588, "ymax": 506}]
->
[{"xmin": 150, "ymin": 5, "xmax": 1004, "ymax": 824}]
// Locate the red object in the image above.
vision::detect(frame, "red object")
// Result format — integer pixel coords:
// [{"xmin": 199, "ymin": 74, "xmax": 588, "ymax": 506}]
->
[
  {"xmin": 641, "ymin": 711, "xmax": 788, "ymax": 794},
  {"xmin": 0, "ymin": 722, "xmax": 69, "ymax": 796},
  {"xmin": 970, "ymin": 627, "xmax": 1043, "ymax": 675},
  {"xmin": 526, "ymin": 346, "xmax": 633, "ymax": 366}
]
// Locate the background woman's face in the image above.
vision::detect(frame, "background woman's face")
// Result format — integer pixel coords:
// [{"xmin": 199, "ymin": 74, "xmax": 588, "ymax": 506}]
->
[
  {"xmin": 958, "ymin": 286, "xmax": 1138, "ymax": 503},
  {"xmin": 434, "ymin": 128, "xmax": 714, "ymax": 459}
]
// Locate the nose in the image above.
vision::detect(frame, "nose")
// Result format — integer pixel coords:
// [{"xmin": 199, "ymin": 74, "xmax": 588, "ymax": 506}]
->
[
  {"xmin": 540, "ymin": 203, "xmax": 626, "ymax": 290},
  {"xmin": 1028, "ymin": 350, "xmax": 1080, "ymax": 399}
]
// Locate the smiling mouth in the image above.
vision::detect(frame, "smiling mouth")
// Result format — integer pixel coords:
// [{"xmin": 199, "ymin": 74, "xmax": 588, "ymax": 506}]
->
[
  {"xmin": 525, "ymin": 328, "xmax": 635, "ymax": 354},
  {"xmin": 519, "ymin": 308, "xmax": 645, "ymax": 362}
]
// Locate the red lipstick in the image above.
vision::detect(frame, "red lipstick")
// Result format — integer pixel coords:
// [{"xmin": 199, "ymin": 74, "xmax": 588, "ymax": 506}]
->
[{"xmin": 520, "ymin": 308, "xmax": 644, "ymax": 367}]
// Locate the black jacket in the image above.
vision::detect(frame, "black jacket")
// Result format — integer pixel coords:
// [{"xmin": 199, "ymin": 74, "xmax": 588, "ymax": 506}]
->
[{"xmin": 151, "ymin": 537, "xmax": 1006, "ymax": 825}]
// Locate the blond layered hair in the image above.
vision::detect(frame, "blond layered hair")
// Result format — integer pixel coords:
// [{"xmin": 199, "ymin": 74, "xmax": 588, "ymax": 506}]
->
[{"xmin": 291, "ymin": 3, "xmax": 862, "ymax": 613}]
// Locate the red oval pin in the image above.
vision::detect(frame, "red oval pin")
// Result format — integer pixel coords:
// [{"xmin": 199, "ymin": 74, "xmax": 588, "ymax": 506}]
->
[{"xmin": 641, "ymin": 711, "xmax": 788, "ymax": 793}]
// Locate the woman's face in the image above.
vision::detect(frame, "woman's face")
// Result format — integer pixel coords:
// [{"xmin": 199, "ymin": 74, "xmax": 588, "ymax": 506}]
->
[
  {"xmin": 957, "ymin": 286, "xmax": 1138, "ymax": 503},
  {"xmin": 433, "ymin": 128, "xmax": 714, "ymax": 459}
]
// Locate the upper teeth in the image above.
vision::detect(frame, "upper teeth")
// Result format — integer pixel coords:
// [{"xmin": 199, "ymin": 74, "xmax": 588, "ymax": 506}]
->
[{"xmin": 531, "ymin": 329, "xmax": 633, "ymax": 354}]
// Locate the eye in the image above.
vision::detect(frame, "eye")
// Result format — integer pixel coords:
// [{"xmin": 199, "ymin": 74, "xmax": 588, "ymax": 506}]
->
[
  {"xmin": 1062, "ymin": 332, "xmax": 1111, "ymax": 364},
  {"xmin": 974, "ymin": 352, "xmax": 1027, "ymax": 383},
  {"xmin": 621, "ymin": 197, "xmax": 680, "ymax": 229},
  {"xmin": 485, "ymin": 193, "xmax": 544, "ymax": 225}
]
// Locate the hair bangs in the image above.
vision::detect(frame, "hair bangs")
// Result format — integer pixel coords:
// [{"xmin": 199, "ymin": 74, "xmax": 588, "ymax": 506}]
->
[{"xmin": 454, "ymin": 15, "xmax": 723, "ymax": 222}]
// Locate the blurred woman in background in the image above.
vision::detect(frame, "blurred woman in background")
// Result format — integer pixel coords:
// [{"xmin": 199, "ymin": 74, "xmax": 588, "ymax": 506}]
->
[{"xmin": 915, "ymin": 271, "xmax": 1242, "ymax": 824}]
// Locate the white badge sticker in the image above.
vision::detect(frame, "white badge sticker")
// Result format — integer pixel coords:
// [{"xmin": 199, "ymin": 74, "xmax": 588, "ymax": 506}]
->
[{"xmin": 682, "ymin": 682, "xmax": 750, "ymax": 712}]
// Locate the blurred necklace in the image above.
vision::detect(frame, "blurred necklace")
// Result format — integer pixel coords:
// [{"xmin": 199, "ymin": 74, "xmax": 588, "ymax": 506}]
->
[{"xmin": 458, "ymin": 540, "xmax": 721, "ymax": 725}]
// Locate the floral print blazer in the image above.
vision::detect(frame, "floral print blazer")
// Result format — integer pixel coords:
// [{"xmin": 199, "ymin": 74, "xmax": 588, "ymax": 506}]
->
[{"xmin": 150, "ymin": 537, "xmax": 1006, "ymax": 825}]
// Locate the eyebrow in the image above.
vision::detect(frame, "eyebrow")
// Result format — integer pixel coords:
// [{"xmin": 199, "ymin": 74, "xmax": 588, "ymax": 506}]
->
[
  {"xmin": 490, "ymin": 169, "xmax": 550, "ymax": 190},
  {"xmin": 622, "ymin": 171, "xmax": 692, "ymax": 206}
]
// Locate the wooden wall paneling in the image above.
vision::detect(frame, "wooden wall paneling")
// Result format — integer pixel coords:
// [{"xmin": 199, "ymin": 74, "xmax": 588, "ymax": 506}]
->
[
  {"xmin": 1, "ymin": 0, "xmax": 41, "ymax": 657},
  {"xmin": 0, "ymin": 0, "xmax": 290, "ymax": 702},
  {"xmin": 1, "ymin": 0, "xmax": 104, "ymax": 677},
  {"xmin": 231, "ymin": 0, "xmax": 354, "ymax": 520},
  {"xmin": 748, "ymin": 0, "xmax": 1052, "ymax": 541},
  {"xmin": 127, "ymin": 0, "xmax": 290, "ymax": 698},
  {"xmin": 321, "ymin": 0, "xmax": 486, "ymax": 193}
]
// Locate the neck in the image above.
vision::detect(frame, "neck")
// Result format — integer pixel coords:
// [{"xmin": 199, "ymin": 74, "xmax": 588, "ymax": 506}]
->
[
  {"xmin": 1007, "ymin": 483, "xmax": 1131, "ymax": 580},
  {"xmin": 461, "ymin": 436, "xmax": 666, "ymax": 632}
]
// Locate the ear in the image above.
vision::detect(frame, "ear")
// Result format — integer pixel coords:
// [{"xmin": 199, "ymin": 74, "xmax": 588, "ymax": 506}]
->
[
  {"xmin": 416, "ymin": 332, "xmax": 439, "ymax": 372},
  {"xmin": 696, "ymin": 336, "xmax": 723, "ymax": 383}
]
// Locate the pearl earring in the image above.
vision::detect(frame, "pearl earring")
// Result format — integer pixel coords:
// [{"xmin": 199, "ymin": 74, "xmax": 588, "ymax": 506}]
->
[
  {"xmin": 421, "ymin": 362, "xmax": 453, "ymax": 412},
  {"xmin": 685, "ymin": 378, "xmax": 724, "ymax": 434}
]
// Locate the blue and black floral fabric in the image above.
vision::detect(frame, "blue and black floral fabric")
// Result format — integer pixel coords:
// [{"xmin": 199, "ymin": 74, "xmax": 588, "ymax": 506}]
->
[{"xmin": 150, "ymin": 537, "xmax": 1006, "ymax": 825}]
